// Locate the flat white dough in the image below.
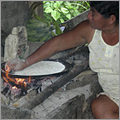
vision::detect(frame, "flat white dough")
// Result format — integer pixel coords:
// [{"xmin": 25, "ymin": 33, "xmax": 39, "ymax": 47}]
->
[{"xmin": 13, "ymin": 61, "xmax": 65, "ymax": 76}]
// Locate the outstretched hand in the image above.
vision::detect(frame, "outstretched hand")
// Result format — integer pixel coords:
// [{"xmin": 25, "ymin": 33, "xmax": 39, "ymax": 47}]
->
[{"xmin": 5, "ymin": 59, "xmax": 29, "ymax": 72}]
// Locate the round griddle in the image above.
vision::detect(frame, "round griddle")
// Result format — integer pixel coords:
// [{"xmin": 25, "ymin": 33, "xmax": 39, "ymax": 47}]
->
[{"xmin": 1, "ymin": 59, "xmax": 72, "ymax": 79}]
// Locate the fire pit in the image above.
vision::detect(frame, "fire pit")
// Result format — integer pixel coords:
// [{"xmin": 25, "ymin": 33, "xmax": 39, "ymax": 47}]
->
[
  {"xmin": 1, "ymin": 45, "xmax": 94, "ymax": 119},
  {"xmin": 1, "ymin": 75, "xmax": 62, "ymax": 106},
  {"xmin": 1, "ymin": 60, "xmax": 71, "ymax": 107}
]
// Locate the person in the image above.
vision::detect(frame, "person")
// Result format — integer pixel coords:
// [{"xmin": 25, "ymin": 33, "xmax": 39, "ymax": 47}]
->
[{"xmin": 5, "ymin": 1, "xmax": 119, "ymax": 119}]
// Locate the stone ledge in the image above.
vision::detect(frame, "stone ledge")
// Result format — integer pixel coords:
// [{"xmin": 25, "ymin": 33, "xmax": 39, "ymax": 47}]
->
[
  {"xmin": 32, "ymin": 70, "xmax": 103, "ymax": 119},
  {"xmin": 45, "ymin": 95, "xmax": 85, "ymax": 119},
  {"xmin": 1, "ymin": 104, "xmax": 35, "ymax": 119}
]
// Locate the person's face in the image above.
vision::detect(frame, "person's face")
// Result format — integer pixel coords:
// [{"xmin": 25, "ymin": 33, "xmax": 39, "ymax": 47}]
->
[{"xmin": 87, "ymin": 7, "xmax": 110, "ymax": 30}]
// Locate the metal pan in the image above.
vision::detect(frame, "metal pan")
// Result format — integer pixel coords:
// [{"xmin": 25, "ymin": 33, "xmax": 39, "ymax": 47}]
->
[{"xmin": 1, "ymin": 59, "xmax": 73, "ymax": 79}]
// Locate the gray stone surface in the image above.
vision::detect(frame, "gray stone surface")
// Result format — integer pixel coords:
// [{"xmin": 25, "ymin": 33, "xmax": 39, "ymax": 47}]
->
[
  {"xmin": 2, "ymin": 77, "xmax": 102, "ymax": 119},
  {"xmin": 66, "ymin": 70, "xmax": 98, "ymax": 90},
  {"xmin": 45, "ymin": 95, "xmax": 85, "ymax": 119},
  {"xmin": 81, "ymin": 80, "xmax": 103, "ymax": 119},
  {"xmin": 1, "ymin": 1, "xmax": 29, "ymax": 57},
  {"xmin": 4, "ymin": 26, "xmax": 29, "ymax": 62},
  {"xmin": 1, "ymin": 64, "xmax": 103, "ymax": 119},
  {"xmin": 32, "ymin": 69, "xmax": 103, "ymax": 119},
  {"xmin": 1, "ymin": 105, "xmax": 35, "ymax": 119},
  {"xmin": 33, "ymin": 84, "xmax": 92, "ymax": 119},
  {"xmin": 1, "ymin": 1, "xmax": 29, "ymax": 34}
]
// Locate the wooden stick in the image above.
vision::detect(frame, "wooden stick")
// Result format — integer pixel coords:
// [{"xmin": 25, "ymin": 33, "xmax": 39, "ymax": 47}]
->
[{"xmin": 20, "ymin": 59, "xmax": 89, "ymax": 110}]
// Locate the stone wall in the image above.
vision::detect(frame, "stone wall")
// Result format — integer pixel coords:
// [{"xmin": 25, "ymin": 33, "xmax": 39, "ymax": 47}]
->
[
  {"xmin": 1, "ymin": 1, "xmax": 29, "ymax": 34},
  {"xmin": 1, "ymin": 1, "xmax": 29, "ymax": 57}
]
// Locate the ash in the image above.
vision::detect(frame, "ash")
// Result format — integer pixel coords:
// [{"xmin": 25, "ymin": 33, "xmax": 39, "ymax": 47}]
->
[{"xmin": 1, "ymin": 76, "xmax": 61, "ymax": 105}]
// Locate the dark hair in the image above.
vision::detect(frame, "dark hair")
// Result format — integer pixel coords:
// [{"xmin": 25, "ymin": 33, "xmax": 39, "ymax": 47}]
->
[{"xmin": 89, "ymin": 1, "xmax": 119, "ymax": 25}]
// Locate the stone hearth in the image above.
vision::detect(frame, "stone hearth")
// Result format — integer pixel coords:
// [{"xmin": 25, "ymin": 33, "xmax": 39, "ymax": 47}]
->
[{"xmin": 1, "ymin": 42, "xmax": 103, "ymax": 119}]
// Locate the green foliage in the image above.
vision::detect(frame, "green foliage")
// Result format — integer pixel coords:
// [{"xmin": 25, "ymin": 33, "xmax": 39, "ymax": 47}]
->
[
  {"xmin": 26, "ymin": 1, "xmax": 90, "ymax": 42},
  {"xmin": 43, "ymin": 1, "xmax": 90, "ymax": 25},
  {"xmin": 32, "ymin": 12, "xmax": 63, "ymax": 36}
]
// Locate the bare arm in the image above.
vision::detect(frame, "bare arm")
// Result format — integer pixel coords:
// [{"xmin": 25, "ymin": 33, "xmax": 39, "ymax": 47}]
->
[
  {"xmin": 25, "ymin": 20, "xmax": 93, "ymax": 67},
  {"xmin": 5, "ymin": 20, "xmax": 94, "ymax": 72}
]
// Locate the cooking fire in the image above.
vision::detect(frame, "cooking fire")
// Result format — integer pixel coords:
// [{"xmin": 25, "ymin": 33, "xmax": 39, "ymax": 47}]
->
[
  {"xmin": 2, "ymin": 65, "xmax": 32, "ymax": 97},
  {"xmin": 1, "ymin": 65, "xmax": 59, "ymax": 103}
]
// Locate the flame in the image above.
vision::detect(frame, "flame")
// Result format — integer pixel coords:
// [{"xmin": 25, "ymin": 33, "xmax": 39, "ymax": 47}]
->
[
  {"xmin": 15, "ymin": 78, "xmax": 25, "ymax": 84},
  {"xmin": 2, "ymin": 64, "xmax": 31, "ymax": 90},
  {"xmin": 12, "ymin": 86, "xmax": 17, "ymax": 90},
  {"xmin": 3, "ymin": 65, "xmax": 15, "ymax": 83},
  {"xmin": 29, "ymin": 76, "xmax": 31, "ymax": 82}
]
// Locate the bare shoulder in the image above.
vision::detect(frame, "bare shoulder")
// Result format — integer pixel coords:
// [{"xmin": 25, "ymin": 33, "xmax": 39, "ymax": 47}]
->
[
  {"xmin": 73, "ymin": 20, "xmax": 95, "ymax": 43},
  {"xmin": 57, "ymin": 20, "xmax": 95, "ymax": 50}
]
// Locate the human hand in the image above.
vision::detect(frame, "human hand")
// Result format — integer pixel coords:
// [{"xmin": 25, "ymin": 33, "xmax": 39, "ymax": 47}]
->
[{"xmin": 5, "ymin": 59, "xmax": 29, "ymax": 72}]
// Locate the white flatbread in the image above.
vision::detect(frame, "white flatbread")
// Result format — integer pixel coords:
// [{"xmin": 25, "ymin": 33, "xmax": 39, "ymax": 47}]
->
[{"xmin": 13, "ymin": 61, "xmax": 65, "ymax": 76}]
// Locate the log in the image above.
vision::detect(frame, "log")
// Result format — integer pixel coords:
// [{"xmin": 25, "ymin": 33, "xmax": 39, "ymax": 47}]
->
[{"xmin": 20, "ymin": 59, "xmax": 89, "ymax": 110}]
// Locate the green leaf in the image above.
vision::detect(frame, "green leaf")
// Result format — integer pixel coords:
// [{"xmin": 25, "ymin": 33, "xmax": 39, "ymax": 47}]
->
[
  {"xmin": 85, "ymin": 1, "xmax": 90, "ymax": 7},
  {"xmin": 51, "ymin": 11, "xmax": 60, "ymax": 21},
  {"xmin": 59, "ymin": 1, "xmax": 64, "ymax": 4},
  {"xmin": 61, "ymin": 7, "xmax": 68, "ymax": 14},
  {"xmin": 54, "ymin": 1, "xmax": 61, "ymax": 9},
  {"xmin": 65, "ymin": 1, "xmax": 71, "ymax": 7},
  {"xmin": 60, "ymin": 18, "xmax": 64, "ymax": 23},
  {"xmin": 66, "ymin": 14, "xmax": 71, "ymax": 19},
  {"xmin": 45, "ymin": 7, "xmax": 53, "ymax": 13},
  {"xmin": 50, "ymin": 1, "xmax": 54, "ymax": 9},
  {"xmin": 43, "ymin": 1, "xmax": 90, "ymax": 25},
  {"xmin": 73, "ymin": 10, "xmax": 80, "ymax": 16}
]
